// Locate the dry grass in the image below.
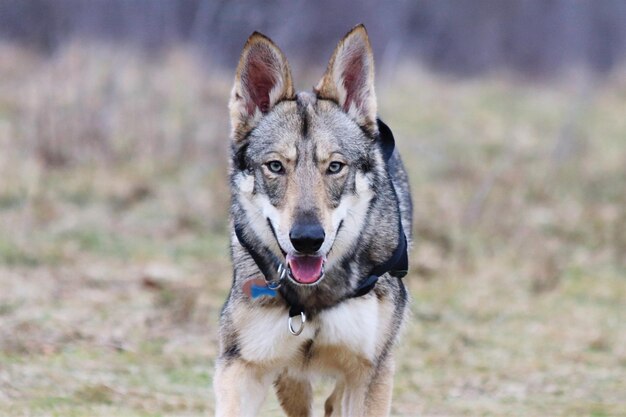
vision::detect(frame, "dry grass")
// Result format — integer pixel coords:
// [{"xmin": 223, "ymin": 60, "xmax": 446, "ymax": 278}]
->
[{"xmin": 0, "ymin": 42, "xmax": 625, "ymax": 416}]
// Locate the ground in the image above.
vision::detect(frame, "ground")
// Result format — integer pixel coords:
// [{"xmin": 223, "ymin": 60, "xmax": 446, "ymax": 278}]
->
[{"xmin": 0, "ymin": 44, "xmax": 625, "ymax": 416}]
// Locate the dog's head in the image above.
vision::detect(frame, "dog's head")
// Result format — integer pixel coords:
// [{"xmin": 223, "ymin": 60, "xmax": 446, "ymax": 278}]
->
[{"xmin": 229, "ymin": 25, "xmax": 388, "ymax": 286}]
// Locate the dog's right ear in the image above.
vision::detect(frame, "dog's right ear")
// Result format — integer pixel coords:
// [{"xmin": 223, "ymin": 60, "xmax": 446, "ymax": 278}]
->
[{"xmin": 229, "ymin": 32, "xmax": 295, "ymax": 140}]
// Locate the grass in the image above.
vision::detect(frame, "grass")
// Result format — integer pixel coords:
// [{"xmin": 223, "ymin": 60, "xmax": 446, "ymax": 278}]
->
[{"xmin": 0, "ymin": 42, "xmax": 625, "ymax": 416}]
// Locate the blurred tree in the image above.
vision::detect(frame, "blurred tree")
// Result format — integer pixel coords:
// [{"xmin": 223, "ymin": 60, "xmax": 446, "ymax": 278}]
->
[{"xmin": 0, "ymin": 0, "xmax": 625, "ymax": 76}]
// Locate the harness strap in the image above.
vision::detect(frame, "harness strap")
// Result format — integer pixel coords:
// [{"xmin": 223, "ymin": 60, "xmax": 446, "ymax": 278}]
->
[
  {"xmin": 351, "ymin": 223, "xmax": 408, "ymax": 299},
  {"xmin": 348, "ymin": 118, "xmax": 409, "ymax": 299}
]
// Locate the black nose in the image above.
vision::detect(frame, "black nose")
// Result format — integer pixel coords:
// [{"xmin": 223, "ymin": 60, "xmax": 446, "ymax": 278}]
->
[{"xmin": 289, "ymin": 221, "xmax": 325, "ymax": 254}]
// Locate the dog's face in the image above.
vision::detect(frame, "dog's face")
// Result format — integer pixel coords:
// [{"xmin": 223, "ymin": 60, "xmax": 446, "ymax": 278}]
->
[{"xmin": 230, "ymin": 26, "xmax": 385, "ymax": 286}]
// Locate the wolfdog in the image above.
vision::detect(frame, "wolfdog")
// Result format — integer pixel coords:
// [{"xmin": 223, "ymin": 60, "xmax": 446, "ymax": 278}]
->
[{"xmin": 215, "ymin": 24, "xmax": 412, "ymax": 417}]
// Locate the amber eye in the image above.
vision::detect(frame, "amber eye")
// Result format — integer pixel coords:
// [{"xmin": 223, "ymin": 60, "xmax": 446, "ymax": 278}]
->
[
  {"xmin": 327, "ymin": 161, "xmax": 344, "ymax": 174},
  {"xmin": 267, "ymin": 160, "xmax": 285, "ymax": 174}
]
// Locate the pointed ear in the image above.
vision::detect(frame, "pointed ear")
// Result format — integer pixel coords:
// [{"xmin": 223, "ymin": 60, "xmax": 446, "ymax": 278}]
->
[
  {"xmin": 229, "ymin": 32, "xmax": 295, "ymax": 140},
  {"xmin": 315, "ymin": 25, "xmax": 377, "ymax": 133}
]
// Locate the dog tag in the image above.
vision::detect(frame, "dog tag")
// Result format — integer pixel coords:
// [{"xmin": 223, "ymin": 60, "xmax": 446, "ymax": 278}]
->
[{"xmin": 242, "ymin": 276, "xmax": 277, "ymax": 299}]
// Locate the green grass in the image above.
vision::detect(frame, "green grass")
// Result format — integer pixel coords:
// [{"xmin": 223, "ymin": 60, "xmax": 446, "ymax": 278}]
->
[{"xmin": 0, "ymin": 43, "xmax": 625, "ymax": 416}]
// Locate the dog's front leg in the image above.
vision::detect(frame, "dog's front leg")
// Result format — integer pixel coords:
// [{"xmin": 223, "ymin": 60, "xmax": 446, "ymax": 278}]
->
[
  {"xmin": 341, "ymin": 355, "xmax": 395, "ymax": 417},
  {"xmin": 324, "ymin": 379, "xmax": 344, "ymax": 417},
  {"xmin": 274, "ymin": 371, "xmax": 313, "ymax": 417},
  {"xmin": 341, "ymin": 384, "xmax": 368, "ymax": 417},
  {"xmin": 340, "ymin": 368, "xmax": 372, "ymax": 417},
  {"xmin": 214, "ymin": 359, "xmax": 269, "ymax": 417},
  {"xmin": 362, "ymin": 356, "xmax": 395, "ymax": 417}
]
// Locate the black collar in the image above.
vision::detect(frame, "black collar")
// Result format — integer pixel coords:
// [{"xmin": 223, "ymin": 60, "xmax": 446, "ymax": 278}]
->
[
  {"xmin": 349, "ymin": 219, "xmax": 408, "ymax": 299},
  {"xmin": 235, "ymin": 118, "xmax": 409, "ymax": 318}
]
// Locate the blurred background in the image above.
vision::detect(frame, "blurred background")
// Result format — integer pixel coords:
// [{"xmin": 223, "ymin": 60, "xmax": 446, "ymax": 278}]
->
[{"xmin": 0, "ymin": 1, "xmax": 625, "ymax": 416}]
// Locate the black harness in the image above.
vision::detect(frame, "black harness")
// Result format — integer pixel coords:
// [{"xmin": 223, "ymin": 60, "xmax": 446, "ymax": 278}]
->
[{"xmin": 234, "ymin": 119, "xmax": 408, "ymax": 319}]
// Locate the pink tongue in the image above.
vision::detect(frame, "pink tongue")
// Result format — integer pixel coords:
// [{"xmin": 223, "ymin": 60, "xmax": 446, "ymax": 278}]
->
[{"xmin": 287, "ymin": 255, "xmax": 324, "ymax": 284}]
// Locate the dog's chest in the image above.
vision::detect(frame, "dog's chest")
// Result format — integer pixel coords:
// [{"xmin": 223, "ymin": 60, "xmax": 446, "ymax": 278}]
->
[{"xmin": 235, "ymin": 297, "xmax": 380, "ymax": 365}]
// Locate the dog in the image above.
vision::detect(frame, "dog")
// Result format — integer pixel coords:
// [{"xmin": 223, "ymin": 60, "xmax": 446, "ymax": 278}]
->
[{"xmin": 215, "ymin": 24, "xmax": 413, "ymax": 417}]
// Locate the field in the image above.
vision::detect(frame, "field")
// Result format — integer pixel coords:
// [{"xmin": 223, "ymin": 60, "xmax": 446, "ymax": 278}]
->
[{"xmin": 0, "ymin": 43, "xmax": 625, "ymax": 416}]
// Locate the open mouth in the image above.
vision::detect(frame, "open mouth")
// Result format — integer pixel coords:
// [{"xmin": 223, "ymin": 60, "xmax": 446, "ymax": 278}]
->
[{"xmin": 286, "ymin": 254, "xmax": 325, "ymax": 285}]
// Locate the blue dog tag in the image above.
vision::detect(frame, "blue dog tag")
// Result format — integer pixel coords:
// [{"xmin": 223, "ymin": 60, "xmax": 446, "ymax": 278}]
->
[
  {"xmin": 251, "ymin": 284, "xmax": 277, "ymax": 299},
  {"xmin": 243, "ymin": 277, "xmax": 277, "ymax": 299}
]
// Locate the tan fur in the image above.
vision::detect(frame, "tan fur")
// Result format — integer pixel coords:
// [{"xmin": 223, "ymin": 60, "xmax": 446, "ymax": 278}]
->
[
  {"xmin": 319, "ymin": 349, "xmax": 373, "ymax": 417},
  {"xmin": 274, "ymin": 372, "xmax": 313, "ymax": 417},
  {"xmin": 217, "ymin": 294, "xmax": 401, "ymax": 416},
  {"xmin": 214, "ymin": 347, "xmax": 391, "ymax": 417},
  {"xmin": 324, "ymin": 380, "xmax": 344, "ymax": 417},
  {"xmin": 363, "ymin": 358, "xmax": 395, "ymax": 417},
  {"xmin": 214, "ymin": 360, "xmax": 270, "ymax": 417}
]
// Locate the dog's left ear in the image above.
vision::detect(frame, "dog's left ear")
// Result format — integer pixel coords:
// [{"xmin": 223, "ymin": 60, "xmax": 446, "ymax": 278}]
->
[
  {"xmin": 315, "ymin": 24, "xmax": 377, "ymax": 134},
  {"xmin": 230, "ymin": 32, "xmax": 295, "ymax": 140}
]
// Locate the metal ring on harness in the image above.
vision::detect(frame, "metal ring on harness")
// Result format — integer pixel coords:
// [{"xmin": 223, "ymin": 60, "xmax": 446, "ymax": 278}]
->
[
  {"xmin": 267, "ymin": 264, "xmax": 286, "ymax": 290},
  {"xmin": 288, "ymin": 311, "xmax": 306, "ymax": 336}
]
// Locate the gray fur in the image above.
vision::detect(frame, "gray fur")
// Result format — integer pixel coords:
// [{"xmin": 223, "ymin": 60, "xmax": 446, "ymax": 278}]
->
[{"xmin": 226, "ymin": 95, "xmax": 410, "ymax": 312}]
